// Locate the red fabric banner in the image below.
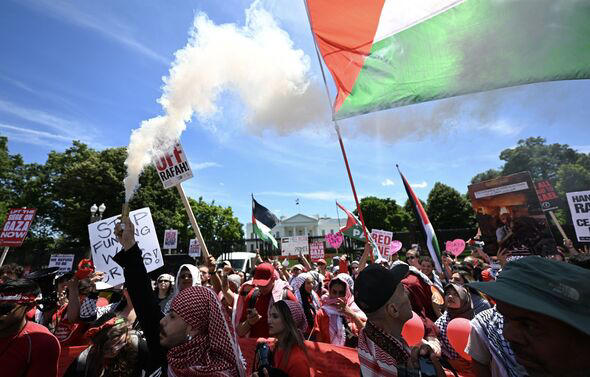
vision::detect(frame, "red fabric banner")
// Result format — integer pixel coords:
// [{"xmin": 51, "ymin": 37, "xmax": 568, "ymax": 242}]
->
[{"xmin": 238, "ymin": 337, "xmax": 360, "ymax": 376}]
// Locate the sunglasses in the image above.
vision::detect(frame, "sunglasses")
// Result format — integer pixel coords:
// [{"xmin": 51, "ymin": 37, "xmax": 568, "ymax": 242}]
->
[
  {"xmin": 179, "ymin": 274, "xmax": 193, "ymax": 280},
  {"xmin": 407, "ymin": 256, "xmax": 417, "ymax": 260},
  {"xmin": 0, "ymin": 304, "xmax": 17, "ymax": 316},
  {"xmin": 158, "ymin": 280, "xmax": 171, "ymax": 283}
]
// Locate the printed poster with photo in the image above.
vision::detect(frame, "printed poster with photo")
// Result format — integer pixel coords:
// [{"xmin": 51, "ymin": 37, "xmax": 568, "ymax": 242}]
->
[{"xmin": 467, "ymin": 171, "xmax": 557, "ymax": 256}]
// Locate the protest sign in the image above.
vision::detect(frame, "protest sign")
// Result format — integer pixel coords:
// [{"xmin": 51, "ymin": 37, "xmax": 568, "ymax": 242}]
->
[
  {"xmin": 371, "ymin": 229, "xmax": 393, "ymax": 256},
  {"xmin": 390, "ymin": 240, "xmax": 403, "ymax": 254},
  {"xmin": 0, "ymin": 208, "xmax": 37, "ymax": 247},
  {"xmin": 88, "ymin": 207, "xmax": 163, "ymax": 287},
  {"xmin": 325, "ymin": 232, "xmax": 344, "ymax": 249},
  {"xmin": 163, "ymin": 229, "xmax": 178, "ymax": 250},
  {"xmin": 566, "ymin": 190, "xmax": 590, "ymax": 242},
  {"xmin": 310, "ymin": 241, "xmax": 325, "ymax": 262},
  {"xmin": 153, "ymin": 142, "xmax": 193, "ymax": 189},
  {"xmin": 468, "ymin": 172, "xmax": 557, "ymax": 256},
  {"xmin": 535, "ymin": 180, "xmax": 560, "ymax": 211},
  {"xmin": 48, "ymin": 254, "xmax": 75, "ymax": 274},
  {"xmin": 446, "ymin": 239, "xmax": 466, "ymax": 257},
  {"xmin": 188, "ymin": 238, "xmax": 201, "ymax": 257},
  {"xmin": 281, "ymin": 236, "xmax": 309, "ymax": 256}
]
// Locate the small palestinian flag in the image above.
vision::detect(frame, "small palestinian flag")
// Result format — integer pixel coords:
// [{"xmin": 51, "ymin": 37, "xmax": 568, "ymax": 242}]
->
[
  {"xmin": 336, "ymin": 201, "xmax": 382, "ymax": 260},
  {"xmin": 397, "ymin": 167, "xmax": 443, "ymax": 273},
  {"xmin": 252, "ymin": 196, "xmax": 279, "ymax": 248}
]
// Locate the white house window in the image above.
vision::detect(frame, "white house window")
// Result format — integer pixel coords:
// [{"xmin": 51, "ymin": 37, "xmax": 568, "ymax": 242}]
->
[
  {"xmin": 322, "ymin": 230, "xmax": 325, "ymax": 236},
  {"xmin": 330, "ymin": 229, "xmax": 334, "ymax": 234}
]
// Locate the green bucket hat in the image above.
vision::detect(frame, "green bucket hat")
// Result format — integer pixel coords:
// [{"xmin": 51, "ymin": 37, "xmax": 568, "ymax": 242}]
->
[{"xmin": 468, "ymin": 256, "xmax": 590, "ymax": 336}]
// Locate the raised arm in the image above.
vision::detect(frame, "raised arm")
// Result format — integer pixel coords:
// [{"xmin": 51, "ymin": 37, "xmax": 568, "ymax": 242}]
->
[{"xmin": 113, "ymin": 217, "xmax": 167, "ymax": 369}]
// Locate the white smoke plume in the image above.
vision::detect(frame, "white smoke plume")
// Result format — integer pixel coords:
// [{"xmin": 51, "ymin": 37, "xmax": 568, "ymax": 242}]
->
[{"xmin": 123, "ymin": 3, "xmax": 325, "ymax": 201}]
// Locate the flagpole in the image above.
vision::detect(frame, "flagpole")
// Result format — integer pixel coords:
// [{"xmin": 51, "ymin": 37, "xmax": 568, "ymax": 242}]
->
[
  {"xmin": 303, "ymin": 0, "xmax": 373, "ymax": 261},
  {"xmin": 334, "ymin": 123, "xmax": 373, "ymax": 261}
]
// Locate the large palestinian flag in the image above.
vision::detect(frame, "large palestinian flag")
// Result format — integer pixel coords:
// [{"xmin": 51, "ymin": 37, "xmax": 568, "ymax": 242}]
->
[
  {"xmin": 252, "ymin": 196, "xmax": 279, "ymax": 248},
  {"xmin": 398, "ymin": 168, "xmax": 443, "ymax": 273},
  {"xmin": 306, "ymin": 0, "xmax": 590, "ymax": 120}
]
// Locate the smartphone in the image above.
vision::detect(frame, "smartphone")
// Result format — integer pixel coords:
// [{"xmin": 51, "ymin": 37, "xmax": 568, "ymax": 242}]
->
[{"xmin": 419, "ymin": 357, "xmax": 436, "ymax": 377}]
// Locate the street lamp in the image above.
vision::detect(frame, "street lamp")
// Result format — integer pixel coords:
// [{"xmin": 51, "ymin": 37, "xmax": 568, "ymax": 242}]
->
[
  {"xmin": 98, "ymin": 203, "xmax": 106, "ymax": 220},
  {"xmin": 90, "ymin": 203, "xmax": 106, "ymax": 223}
]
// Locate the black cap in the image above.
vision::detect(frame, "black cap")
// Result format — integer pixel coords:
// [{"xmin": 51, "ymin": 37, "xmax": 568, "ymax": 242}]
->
[{"xmin": 354, "ymin": 263, "xmax": 409, "ymax": 314}]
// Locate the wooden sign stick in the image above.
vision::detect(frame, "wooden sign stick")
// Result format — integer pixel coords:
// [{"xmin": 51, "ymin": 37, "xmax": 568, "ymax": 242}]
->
[
  {"xmin": 548, "ymin": 210, "xmax": 568, "ymax": 240},
  {"xmin": 176, "ymin": 183, "xmax": 210, "ymax": 260}
]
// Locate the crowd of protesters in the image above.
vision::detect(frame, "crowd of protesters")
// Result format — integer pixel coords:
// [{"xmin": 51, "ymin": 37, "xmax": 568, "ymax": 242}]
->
[{"xmin": 1, "ymin": 215, "xmax": 589, "ymax": 377}]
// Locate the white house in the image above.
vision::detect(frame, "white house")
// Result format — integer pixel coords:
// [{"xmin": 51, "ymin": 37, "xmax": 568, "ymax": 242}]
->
[{"xmin": 245, "ymin": 214, "xmax": 344, "ymax": 252}]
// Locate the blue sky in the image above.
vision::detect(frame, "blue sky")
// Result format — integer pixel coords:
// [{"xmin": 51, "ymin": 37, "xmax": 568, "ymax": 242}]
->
[{"xmin": 1, "ymin": 0, "xmax": 589, "ymax": 227}]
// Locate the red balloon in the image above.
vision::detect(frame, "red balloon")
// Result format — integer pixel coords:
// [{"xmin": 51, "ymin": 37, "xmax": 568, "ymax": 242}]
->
[
  {"xmin": 447, "ymin": 318, "xmax": 472, "ymax": 360},
  {"xmin": 402, "ymin": 311, "xmax": 424, "ymax": 346}
]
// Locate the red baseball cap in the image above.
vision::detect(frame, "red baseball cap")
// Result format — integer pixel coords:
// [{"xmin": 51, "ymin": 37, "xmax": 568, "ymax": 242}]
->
[
  {"xmin": 252, "ymin": 263, "xmax": 275, "ymax": 287},
  {"xmin": 317, "ymin": 259, "xmax": 327, "ymax": 265}
]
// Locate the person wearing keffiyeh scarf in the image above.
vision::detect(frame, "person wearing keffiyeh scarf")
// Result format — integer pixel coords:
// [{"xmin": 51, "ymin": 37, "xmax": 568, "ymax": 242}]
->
[
  {"xmin": 290, "ymin": 273, "xmax": 320, "ymax": 336},
  {"xmin": 434, "ymin": 284, "xmax": 476, "ymax": 377},
  {"xmin": 355, "ymin": 264, "xmax": 446, "ymax": 377},
  {"xmin": 112, "ymin": 217, "xmax": 245, "ymax": 377},
  {"xmin": 163, "ymin": 285, "xmax": 245, "ymax": 377},
  {"xmin": 313, "ymin": 274, "xmax": 365, "ymax": 346}
]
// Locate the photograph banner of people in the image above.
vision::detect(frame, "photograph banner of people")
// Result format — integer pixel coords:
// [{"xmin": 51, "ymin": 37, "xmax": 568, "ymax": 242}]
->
[{"xmin": 468, "ymin": 171, "xmax": 558, "ymax": 256}]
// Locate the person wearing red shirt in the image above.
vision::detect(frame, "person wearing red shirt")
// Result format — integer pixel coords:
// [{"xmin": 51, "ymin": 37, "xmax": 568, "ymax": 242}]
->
[
  {"xmin": 237, "ymin": 263, "xmax": 296, "ymax": 338},
  {"xmin": 253, "ymin": 300, "xmax": 312, "ymax": 377},
  {"xmin": 0, "ymin": 278, "xmax": 61, "ymax": 377}
]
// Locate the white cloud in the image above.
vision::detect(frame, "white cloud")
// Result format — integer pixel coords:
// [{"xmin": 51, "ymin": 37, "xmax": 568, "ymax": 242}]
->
[
  {"xmin": 20, "ymin": 0, "xmax": 167, "ymax": 64},
  {"xmin": 410, "ymin": 181, "xmax": 428, "ymax": 189},
  {"xmin": 573, "ymin": 145, "xmax": 590, "ymax": 154},
  {"xmin": 259, "ymin": 191, "xmax": 353, "ymax": 202},
  {"xmin": 381, "ymin": 178, "xmax": 395, "ymax": 186},
  {"xmin": 0, "ymin": 123, "xmax": 107, "ymax": 149},
  {"xmin": 486, "ymin": 120, "xmax": 522, "ymax": 136},
  {"xmin": 191, "ymin": 161, "xmax": 222, "ymax": 170},
  {"xmin": 0, "ymin": 98, "xmax": 86, "ymax": 136}
]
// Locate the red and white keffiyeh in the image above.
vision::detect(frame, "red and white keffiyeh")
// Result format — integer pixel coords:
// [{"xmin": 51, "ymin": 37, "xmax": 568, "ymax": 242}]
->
[
  {"xmin": 168, "ymin": 286, "xmax": 245, "ymax": 377},
  {"xmin": 320, "ymin": 274, "xmax": 366, "ymax": 345},
  {"xmin": 358, "ymin": 321, "xmax": 412, "ymax": 377},
  {"xmin": 283, "ymin": 300, "xmax": 308, "ymax": 335}
]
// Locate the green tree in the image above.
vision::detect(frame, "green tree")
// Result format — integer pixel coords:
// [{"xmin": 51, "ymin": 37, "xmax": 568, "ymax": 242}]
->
[
  {"xmin": 1, "ymin": 139, "xmax": 243, "ymax": 252},
  {"xmin": 426, "ymin": 182, "xmax": 475, "ymax": 229},
  {"xmin": 470, "ymin": 168, "xmax": 501, "ymax": 184},
  {"xmin": 355, "ymin": 196, "xmax": 411, "ymax": 232}
]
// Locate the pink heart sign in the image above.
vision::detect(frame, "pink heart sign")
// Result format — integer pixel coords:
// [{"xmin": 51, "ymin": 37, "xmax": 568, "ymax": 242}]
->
[
  {"xmin": 446, "ymin": 239, "xmax": 466, "ymax": 257},
  {"xmin": 325, "ymin": 232, "xmax": 344, "ymax": 249},
  {"xmin": 390, "ymin": 240, "xmax": 403, "ymax": 254}
]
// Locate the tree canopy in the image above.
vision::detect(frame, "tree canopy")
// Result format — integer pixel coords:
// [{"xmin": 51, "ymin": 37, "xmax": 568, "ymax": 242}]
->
[{"xmin": 0, "ymin": 139, "xmax": 243, "ymax": 253}]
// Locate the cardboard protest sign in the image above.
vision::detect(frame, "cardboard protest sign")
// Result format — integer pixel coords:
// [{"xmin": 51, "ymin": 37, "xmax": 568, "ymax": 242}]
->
[
  {"xmin": 566, "ymin": 190, "xmax": 590, "ymax": 242},
  {"xmin": 468, "ymin": 172, "xmax": 557, "ymax": 256},
  {"xmin": 281, "ymin": 236, "xmax": 309, "ymax": 256},
  {"xmin": 0, "ymin": 208, "xmax": 37, "ymax": 247},
  {"xmin": 310, "ymin": 241, "xmax": 325, "ymax": 262},
  {"xmin": 48, "ymin": 254, "xmax": 75, "ymax": 274},
  {"xmin": 371, "ymin": 229, "xmax": 393, "ymax": 256},
  {"xmin": 535, "ymin": 180, "xmax": 560, "ymax": 212},
  {"xmin": 163, "ymin": 229, "xmax": 178, "ymax": 250},
  {"xmin": 88, "ymin": 207, "xmax": 163, "ymax": 287},
  {"xmin": 153, "ymin": 142, "xmax": 193, "ymax": 189},
  {"xmin": 188, "ymin": 238, "xmax": 201, "ymax": 257}
]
